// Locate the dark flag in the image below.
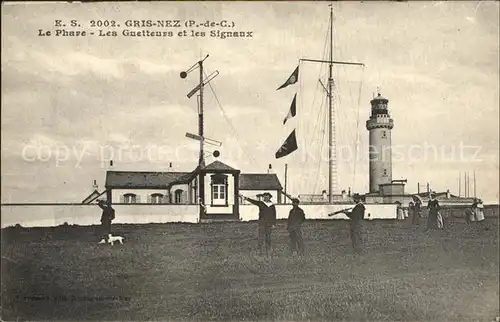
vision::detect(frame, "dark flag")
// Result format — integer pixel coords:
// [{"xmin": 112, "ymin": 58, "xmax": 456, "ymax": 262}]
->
[
  {"xmin": 276, "ymin": 130, "xmax": 298, "ymax": 159},
  {"xmin": 283, "ymin": 94, "xmax": 297, "ymax": 125},
  {"xmin": 277, "ymin": 66, "xmax": 299, "ymax": 90}
]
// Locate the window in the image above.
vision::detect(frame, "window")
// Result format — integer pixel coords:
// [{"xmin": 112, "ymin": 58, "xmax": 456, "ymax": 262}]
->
[
  {"xmin": 383, "ymin": 169, "xmax": 388, "ymax": 176},
  {"xmin": 212, "ymin": 185, "xmax": 226, "ymax": 201},
  {"xmin": 174, "ymin": 189, "xmax": 183, "ymax": 204},
  {"xmin": 150, "ymin": 193, "xmax": 164, "ymax": 204},
  {"xmin": 123, "ymin": 193, "xmax": 137, "ymax": 204},
  {"xmin": 211, "ymin": 174, "xmax": 228, "ymax": 206},
  {"xmin": 381, "ymin": 131, "xmax": 387, "ymax": 139}
]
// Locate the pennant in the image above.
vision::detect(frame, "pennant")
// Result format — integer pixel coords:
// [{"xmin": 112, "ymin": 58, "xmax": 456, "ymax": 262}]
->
[
  {"xmin": 277, "ymin": 66, "xmax": 299, "ymax": 90},
  {"xmin": 283, "ymin": 94, "xmax": 297, "ymax": 125},
  {"xmin": 276, "ymin": 130, "xmax": 298, "ymax": 159}
]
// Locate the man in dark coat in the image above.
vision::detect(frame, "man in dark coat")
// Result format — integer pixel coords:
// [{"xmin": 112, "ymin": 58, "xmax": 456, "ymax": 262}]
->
[
  {"xmin": 342, "ymin": 194, "xmax": 365, "ymax": 253},
  {"xmin": 287, "ymin": 198, "xmax": 306, "ymax": 255},
  {"xmin": 240, "ymin": 192, "xmax": 277, "ymax": 254},
  {"xmin": 98, "ymin": 200, "xmax": 115, "ymax": 241}
]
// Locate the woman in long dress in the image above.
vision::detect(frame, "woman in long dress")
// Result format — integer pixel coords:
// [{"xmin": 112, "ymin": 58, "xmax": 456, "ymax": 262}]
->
[
  {"xmin": 411, "ymin": 196, "xmax": 422, "ymax": 225},
  {"xmin": 464, "ymin": 207, "xmax": 473, "ymax": 226},
  {"xmin": 475, "ymin": 199, "xmax": 485, "ymax": 224},
  {"xmin": 465, "ymin": 199, "xmax": 477, "ymax": 226},
  {"xmin": 396, "ymin": 201, "xmax": 404, "ymax": 220},
  {"xmin": 426, "ymin": 193, "xmax": 440, "ymax": 231}
]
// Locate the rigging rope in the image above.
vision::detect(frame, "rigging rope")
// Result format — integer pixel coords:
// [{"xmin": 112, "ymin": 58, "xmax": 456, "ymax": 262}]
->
[
  {"xmin": 299, "ymin": 25, "xmax": 330, "ymax": 187},
  {"xmin": 313, "ymin": 95, "xmax": 328, "ymax": 195},
  {"xmin": 333, "ymin": 30, "xmax": 356, "ymax": 157},
  {"xmin": 301, "ymin": 87, "xmax": 326, "ymax": 188},
  {"xmin": 204, "ymin": 73, "xmax": 260, "ymax": 168},
  {"xmin": 352, "ymin": 66, "xmax": 365, "ymax": 191},
  {"xmin": 300, "ymin": 31, "xmax": 328, "ymax": 189},
  {"xmin": 333, "ymin": 21, "xmax": 365, "ymax": 191}
]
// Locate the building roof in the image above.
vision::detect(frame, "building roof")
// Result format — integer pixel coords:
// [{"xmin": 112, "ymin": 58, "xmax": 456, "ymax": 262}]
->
[
  {"xmin": 415, "ymin": 191, "xmax": 455, "ymax": 198},
  {"xmin": 370, "ymin": 93, "xmax": 388, "ymax": 103},
  {"xmin": 203, "ymin": 160, "xmax": 237, "ymax": 172},
  {"xmin": 239, "ymin": 173, "xmax": 282, "ymax": 190},
  {"xmin": 105, "ymin": 171, "xmax": 189, "ymax": 189},
  {"xmin": 410, "ymin": 191, "xmax": 477, "ymax": 203}
]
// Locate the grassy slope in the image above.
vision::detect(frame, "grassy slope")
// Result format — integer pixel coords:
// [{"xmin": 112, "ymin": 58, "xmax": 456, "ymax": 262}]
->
[{"xmin": 2, "ymin": 213, "xmax": 499, "ymax": 321}]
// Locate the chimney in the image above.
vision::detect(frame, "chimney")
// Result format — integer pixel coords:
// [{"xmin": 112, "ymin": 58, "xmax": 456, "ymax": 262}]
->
[
  {"xmin": 322, "ymin": 190, "xmax": 328, "ymax": 201},
  {"xmin": 446, "ymin": 189, "xmax": 450, "ymax": 199},
  {"xmin": 267, "ymin": 164, "xmax": 273, "ymax": 174},
  {"xmin": 341, "ymin": 190, "xmax": 347, "ymax": 200},
  {"xmin": 92, "ymin": 180, "xmax": 98, "ymax": 191},
  {"xmin": 348, "ymin": 187, "xmax": 351, "ymax": 197},
  {"xmin": 168, "ymin": 162, "xmax": 173, "ymax": 171}
]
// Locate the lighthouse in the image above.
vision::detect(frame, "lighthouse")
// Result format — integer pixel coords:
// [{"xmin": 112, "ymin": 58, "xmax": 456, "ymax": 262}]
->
[{"xmin": 366, "ymin": 93, "xmax": 394, "ymax": 193}]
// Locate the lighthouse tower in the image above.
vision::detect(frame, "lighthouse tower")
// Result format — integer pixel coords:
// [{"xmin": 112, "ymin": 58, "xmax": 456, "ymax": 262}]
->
[{"xmin": 366, "ymin": 93, "xmax": 394, "ymax": 193}]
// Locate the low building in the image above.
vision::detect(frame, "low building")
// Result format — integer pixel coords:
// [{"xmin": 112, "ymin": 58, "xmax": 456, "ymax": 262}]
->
[{"xmin": 103, "ymin": 160, "xmax": 283, "ymax": 221}]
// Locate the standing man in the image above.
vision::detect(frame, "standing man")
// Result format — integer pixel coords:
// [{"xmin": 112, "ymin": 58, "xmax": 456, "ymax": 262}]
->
[
  {"xmin": 332, "ymin": 193, "xmax": 365, "ymax": 254},
  {"xmin": 98, "ymin": 200, "xmax": 115, "ymax": 242},
  {"xmin": 240, "ymin": 192, "xmax": 276, "ymax": 255},
  {"xmin": 287, "ymin": 198, "xmax": 306, "ymax": 256}
]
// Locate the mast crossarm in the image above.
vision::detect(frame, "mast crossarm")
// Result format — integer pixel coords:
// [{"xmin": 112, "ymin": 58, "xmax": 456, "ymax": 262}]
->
[{"xmin": 300, "ymin": 58, "xmax": 364, "ymax": 67}]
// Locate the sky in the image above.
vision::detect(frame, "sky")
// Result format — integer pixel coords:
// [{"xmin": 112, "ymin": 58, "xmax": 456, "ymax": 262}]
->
[{"xmin": 1, "ymin": 1, "xmax": 499, "ymax": 204}]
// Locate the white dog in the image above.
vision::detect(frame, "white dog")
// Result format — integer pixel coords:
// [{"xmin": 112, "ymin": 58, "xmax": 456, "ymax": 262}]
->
[
  {"xmin": 98, "ymin": 234, "xmax": 124, "ymax": 245},
  {"xmin": 108, "ymin": 234, "xmax": 124, "ymax": 245}
]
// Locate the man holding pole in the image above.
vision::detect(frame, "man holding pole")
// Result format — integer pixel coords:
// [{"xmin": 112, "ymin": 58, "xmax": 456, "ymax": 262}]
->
[
  {"xmin": 240, "ymin": 192, "xmax": 277, "ymax": 255},
  {"xmin": 329, "ymin": 193, "xmax": 365, "ymax": 253}
]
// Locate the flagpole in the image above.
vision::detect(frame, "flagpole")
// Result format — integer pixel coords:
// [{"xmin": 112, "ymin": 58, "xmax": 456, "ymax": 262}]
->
[
  {"xmin": 474, "ymin": 170, "xmax": 476, "ymax": 198},
  {"xmin": 198, "ymin": 58, "xmax": 205, "ymax": 167},
  {"xmin": 328, "ymin": 4, "xmax": 335, "ymax": 204},
  {"xmin": 298, "ymin": 4, "xmax": 364, "ymax": 204},
  {"xmin": 458, "ymin": 171, "xmax": 461, "ymax": 197},
  {"xmin": 464, "ymin": 172, "xmax": 469, "ymax": 198},
  {"xmin": 284, "ymin": 163, "xmax": 288, "ymax": 204}
]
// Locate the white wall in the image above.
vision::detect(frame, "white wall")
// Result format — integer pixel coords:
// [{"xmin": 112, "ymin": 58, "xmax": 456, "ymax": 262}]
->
[
  {"xmin": 112, "ymin": 189, "xmax": 169, "ymax": 204},
  {"xmin": 1, "ymin": 203, "xmax": 398, "ymax": 228},
  {"xmin": 1, "ymin": 205, "xmax": 199, "ymax": 228},
  {"xmin": 239, "ymin": 204, "xmax": 398, "ymax": 221}
]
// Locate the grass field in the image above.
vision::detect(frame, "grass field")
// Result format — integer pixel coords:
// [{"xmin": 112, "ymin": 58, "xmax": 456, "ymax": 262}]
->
[{"xmin": 2, "ymin": 211, "xmax": 499, "ymax": 321}]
